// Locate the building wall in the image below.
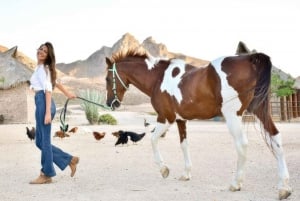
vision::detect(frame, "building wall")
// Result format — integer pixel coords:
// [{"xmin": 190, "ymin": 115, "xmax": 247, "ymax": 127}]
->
[{"xmin": 0, "ymin": 84, "xmax": 34, "ymax": 124}]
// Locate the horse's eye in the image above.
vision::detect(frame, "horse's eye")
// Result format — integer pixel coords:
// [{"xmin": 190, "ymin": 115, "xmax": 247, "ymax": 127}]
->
[{"xmin": 105, "ymin": 77, "xmax": 110, "ymax": 82}]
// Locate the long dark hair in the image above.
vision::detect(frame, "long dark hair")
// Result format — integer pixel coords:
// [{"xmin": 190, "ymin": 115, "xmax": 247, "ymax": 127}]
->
[{"xmin": 41, "ymin": 42, "xmax": 57, "ymax": 89}]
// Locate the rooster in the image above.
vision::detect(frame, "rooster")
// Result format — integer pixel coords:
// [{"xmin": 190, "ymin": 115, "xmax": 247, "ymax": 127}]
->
[
  {"xmin": 112, "ymin": 130, "xmax": 146, "ymax": 145},
  {"xmin": 112, "ymin": 130, "xmax": 128, "ymax": 146},
  {"xmin": 26, "ymin": 127, "xmax": 35, "ymax": 141},
  {"xmin": 93, "ymin": 131, "xmax": 105, "ymax": 141},
  {"xmin": 127, "ymin": 131, "xmax": 146, "ymax": 144}
]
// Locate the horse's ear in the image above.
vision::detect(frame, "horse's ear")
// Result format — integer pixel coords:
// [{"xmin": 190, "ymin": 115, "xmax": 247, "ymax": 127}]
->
[
  {"xmin": 105, "ymin": 57, "xmax": 112, "ymax": 66},
  {"xmin": 236, "ymin": 41, "xmax": 250, "ymax": 55}
]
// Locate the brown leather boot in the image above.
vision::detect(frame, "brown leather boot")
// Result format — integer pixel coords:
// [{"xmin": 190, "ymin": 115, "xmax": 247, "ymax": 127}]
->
[
  {"xmin": 69, "ymin": 156, "xmax": 79, "ymax": 177},
  {"xmin": 29, "ymin": 173, "xmax": 52, "ymax": 184}
]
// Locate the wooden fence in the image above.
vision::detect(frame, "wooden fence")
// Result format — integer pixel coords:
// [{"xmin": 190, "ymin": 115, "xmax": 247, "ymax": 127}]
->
[{"xmin": 243, "ymin": 90, "xmax": 300, "ymax": 122}]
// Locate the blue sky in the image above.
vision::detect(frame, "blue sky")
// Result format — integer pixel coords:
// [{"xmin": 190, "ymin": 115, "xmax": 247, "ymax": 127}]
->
[{"xmin": 1, "ymin": 0, "xmax": 300, "ymax": 77}]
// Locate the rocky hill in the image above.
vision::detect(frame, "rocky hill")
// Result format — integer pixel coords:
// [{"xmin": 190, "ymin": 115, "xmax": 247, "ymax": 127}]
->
[{"xmin": 56, "ymin": 33, "xmax": 208, "ymax": 78}]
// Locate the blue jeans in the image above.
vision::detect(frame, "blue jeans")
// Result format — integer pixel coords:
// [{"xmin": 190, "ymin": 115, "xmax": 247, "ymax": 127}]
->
[{"xmin": 34, "ymin": 91, "xmax": 72, "ymax": 177}]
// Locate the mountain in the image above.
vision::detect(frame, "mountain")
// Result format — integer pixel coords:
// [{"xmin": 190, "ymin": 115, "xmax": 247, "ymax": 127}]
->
[{"xmin": 56, "ymin": 33, "xmax": 208, "ymax": 78}]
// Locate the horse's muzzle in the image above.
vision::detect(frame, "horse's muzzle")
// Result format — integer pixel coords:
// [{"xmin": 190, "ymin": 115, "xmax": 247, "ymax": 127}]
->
[{"xmin": 107, "ymin": 100, "xmax": 120, "ymax": 111}]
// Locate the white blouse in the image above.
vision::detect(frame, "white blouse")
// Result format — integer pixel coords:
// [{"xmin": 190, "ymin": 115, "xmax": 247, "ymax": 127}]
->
[{"xmin": 30, "ymin": 64, "xmax": 53, "ymax": 92}]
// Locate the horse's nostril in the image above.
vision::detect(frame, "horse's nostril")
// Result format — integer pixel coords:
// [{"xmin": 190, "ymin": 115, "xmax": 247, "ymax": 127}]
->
[
  {"xmin": 114, "ymin": 102, "xmax": 120, "ymax": 108},
  {"xmin": 106, "ymin": 100, "xmax": 112, "ymax": 106}
]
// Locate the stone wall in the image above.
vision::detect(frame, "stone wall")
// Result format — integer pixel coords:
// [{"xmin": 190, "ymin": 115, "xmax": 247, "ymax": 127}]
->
[{"xmin": 0, "ymin": 84, "xmax": 34, "ymax": 124}]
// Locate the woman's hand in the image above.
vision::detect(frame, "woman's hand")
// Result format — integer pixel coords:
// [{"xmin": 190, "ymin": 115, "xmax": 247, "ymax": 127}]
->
[
  {"xmin": 44, "ymin": 112, "xmax": 52, "ymax": 124},
  {"xmin": 66, "ymin": 92, "xmax": 77, "ymax": 99},
  {"xmin": 56, "ymin": 82, "xmax": 77, "ymax": 99}
]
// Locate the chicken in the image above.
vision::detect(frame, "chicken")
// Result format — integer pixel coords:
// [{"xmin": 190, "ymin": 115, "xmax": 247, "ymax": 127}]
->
[
  {"xmin": 68, "ymin": 127, "xmax": 78, "ymax": 133},
  {"xmin": 112, "ymin": 130, "xmax": 145, "ymax": 145},
  {"xmin": 54, "ymin": 130, "xmax": 70, "ymax": 138},
  {"xmin": 26, "ymin": 126, "xmax": 35, "ymax": 141},
  {"xmin": 144, "ymin": 118, "xmax": 150, "ymax": 127},
  {"xmin": 112, "ymin": 130, "xmax": 128, "ymax": 146},
  {"xmin": 127, "ymin": 131, "xmax": 146, "ymax": 144},
  {"xmin": 93, "ymin": 131, "xmax": 106, "ymax": 141}
]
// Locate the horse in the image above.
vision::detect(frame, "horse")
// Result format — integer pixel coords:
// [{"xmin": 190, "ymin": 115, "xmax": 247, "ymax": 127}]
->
[{"xmin": 104, "ymin": 50, "xmax": 292, "ymax": 200}]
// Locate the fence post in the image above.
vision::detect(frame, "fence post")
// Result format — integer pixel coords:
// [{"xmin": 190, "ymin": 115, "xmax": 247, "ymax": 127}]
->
[
  {"xmin": 292, "ymin": 93, "xmax": 298, "ymax": 118},
  {"xmin": 280, "ymin": 96, "xmax": 286, "ymax": 121},
  {"xmin": 286, "ymin": 95, "xmax": 293, "ymax": 121},
  {"xmin": 297, "ymin": 90, "xmax": 300, "ymax": 117}
]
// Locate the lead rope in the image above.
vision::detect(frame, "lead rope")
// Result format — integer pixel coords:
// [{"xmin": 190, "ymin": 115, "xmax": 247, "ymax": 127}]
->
[{"xmin": 59, "ymin": 96, "xmax": 111, "ymax": 133}]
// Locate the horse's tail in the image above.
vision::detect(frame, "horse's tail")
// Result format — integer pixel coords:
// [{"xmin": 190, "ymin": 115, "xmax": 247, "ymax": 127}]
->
[
  {"xmin": 247, "ymin": 53, "xmax": 272, "ymax": 114},
  {"xmin": 246, "ymin": 53, "xmax": 281, "ymax": 152}
]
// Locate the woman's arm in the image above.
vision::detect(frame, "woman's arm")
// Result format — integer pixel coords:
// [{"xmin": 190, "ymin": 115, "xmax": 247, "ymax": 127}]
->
[
  {"xmin": 56, "ymin": 82, "xmax": 76, "ymax": 99},
  {"xmin": 44, "ymin": 91, "xmax": 52, "ymax": 124}
]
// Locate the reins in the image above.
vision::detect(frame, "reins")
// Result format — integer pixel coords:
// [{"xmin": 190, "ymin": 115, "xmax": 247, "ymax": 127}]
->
[
  {"xmin": 59, "ymin": 96, "xmax": 111, "ymax": 133},
  {"xmin": 108, "ymin": 63, "xmax": 129, "ymax": 107}
]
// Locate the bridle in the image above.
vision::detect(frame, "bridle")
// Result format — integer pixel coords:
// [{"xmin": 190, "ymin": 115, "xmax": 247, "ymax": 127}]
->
[{"xmin": 108, "ymin": 63, "xmax": 129, "ymax": 107}]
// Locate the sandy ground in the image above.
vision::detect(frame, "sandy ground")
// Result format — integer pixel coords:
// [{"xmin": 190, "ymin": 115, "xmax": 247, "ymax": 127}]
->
[{"xmin": 0, "ymin": 103, "xmax": 299, "ymax": 201}]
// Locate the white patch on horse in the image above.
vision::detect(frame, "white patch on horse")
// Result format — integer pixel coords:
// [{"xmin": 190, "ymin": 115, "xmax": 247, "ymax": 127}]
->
[
  {"xmin": 212, "ymin": 56, "xmax": 247, "ymax": 190},
  {"xmin": 160, "ymin": 59, "xmax": 186, "ymax": 103},
  {"xmin": 211, "ymin": 56, "xmax": 242, "ymax": 112},
  {"xmin": 145, "ymin": 54, "xmax": 168, "ymax": 70},
  {"xmin": 180, "ymin": 138, "xmax": 192, "ymax": 180},
  {"xmin": 175, "ymin": 113, "xmax": 185, "ymax": 121},
  {"xmin": 145, "ymin": 57, "xmax": 159, "ymax": 70}
]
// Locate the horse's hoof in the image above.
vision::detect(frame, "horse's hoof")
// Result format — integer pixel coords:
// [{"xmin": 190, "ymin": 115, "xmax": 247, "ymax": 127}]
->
[
  {"xmin": 160, "ymin": 166, "xmax": 169, "ymax": 178},
  {"xmin": 229, "ymin": 185, "xmax": 241, "ymax": 192},
  {"xmin": 279, "ymin": 189, "xmax": 291, "ymax": 200},
  {"xmin": 179, "ymin": 175, "xmax": 190, "ymax": 181}
]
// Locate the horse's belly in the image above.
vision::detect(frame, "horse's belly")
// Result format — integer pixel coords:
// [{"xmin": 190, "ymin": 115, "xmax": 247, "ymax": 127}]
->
[{"xmin": 177, "ymin": 103, "xmax": 221, "ymax": 120}]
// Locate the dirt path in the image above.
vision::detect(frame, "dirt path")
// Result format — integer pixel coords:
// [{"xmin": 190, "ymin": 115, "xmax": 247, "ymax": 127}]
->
[{"xmin": 0, "ymin": 105, "xmax": 299, "ymax": 201}]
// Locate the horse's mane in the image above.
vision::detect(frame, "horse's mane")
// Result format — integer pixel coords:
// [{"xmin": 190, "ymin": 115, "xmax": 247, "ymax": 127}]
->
[{"xmin": 111, "ymin": 49, "xmax": 147, "ymax": 63}]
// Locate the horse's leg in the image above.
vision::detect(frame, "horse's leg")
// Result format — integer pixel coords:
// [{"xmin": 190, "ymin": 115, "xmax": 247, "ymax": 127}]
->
[
  {"xmin": 151, "ymin": 122, "xmax": 170, "ymax": 178},
  {"xmin": 222, "ymin": 110, "xmax": 248, "ymax": 191},
  {"xmin": 267, "ymin": 133, "xmax": 291, "ymax": 200},
  {"xmin": 176, "ymin": 119, "xmax": 192, "ymax": 181},
  {"xmin": 255, "ymin": 114, "xmax": 292, "ymax": 200}
]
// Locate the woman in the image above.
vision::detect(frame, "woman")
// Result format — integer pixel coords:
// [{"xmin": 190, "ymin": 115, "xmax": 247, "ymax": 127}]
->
[{"xmin": 29, "ymin": 42, "xmax": 79, "ymax": 184}]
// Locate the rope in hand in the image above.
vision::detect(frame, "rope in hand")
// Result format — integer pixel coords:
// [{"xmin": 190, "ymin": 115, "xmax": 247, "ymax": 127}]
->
[{"xmin": 59, "ymin": 96, "xmax": 111, "ymax": 133}]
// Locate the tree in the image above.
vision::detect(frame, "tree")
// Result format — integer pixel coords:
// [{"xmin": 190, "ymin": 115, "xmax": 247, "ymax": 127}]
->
[
  {"xmin": 271, "ymin": 74, "xmax": 295, "ymax": 97},
  {"xmin": 271, "ymin": 73, "xmax": 296, "ymax": 121}
]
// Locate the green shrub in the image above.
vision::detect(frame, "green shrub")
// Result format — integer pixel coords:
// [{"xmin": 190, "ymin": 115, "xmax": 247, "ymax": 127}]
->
[
  {"xmin": 80, "ymin": 89, "xmax": 105, "ymax": 125},
  {"xmin": 98, "ymin": 113, "xmax": 117, "ymax": 125}
]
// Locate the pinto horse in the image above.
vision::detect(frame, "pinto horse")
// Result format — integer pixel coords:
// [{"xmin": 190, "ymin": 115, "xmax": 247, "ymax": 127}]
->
[{"xmin": 104, "ymin": 50, "xmax": 291, "ymax": 199}]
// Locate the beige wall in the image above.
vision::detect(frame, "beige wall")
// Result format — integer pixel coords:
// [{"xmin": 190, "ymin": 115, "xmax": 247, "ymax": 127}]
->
[{"xmin": 0, "ymin": 84, "xmax": 34, "ymax": 124}]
